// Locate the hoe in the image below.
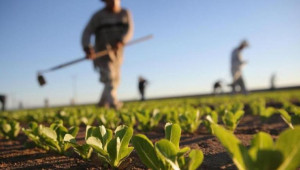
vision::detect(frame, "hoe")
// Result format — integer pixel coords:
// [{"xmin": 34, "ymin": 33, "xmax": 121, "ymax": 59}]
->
[{"xmin": 37, "ymin": 35, "xmax": 153, "ymax": 86}]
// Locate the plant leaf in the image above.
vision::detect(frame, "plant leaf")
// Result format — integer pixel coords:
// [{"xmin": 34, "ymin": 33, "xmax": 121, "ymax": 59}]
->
[
  {"xmin": 165, "ymin": 123, "xmax": 181, "ymax": 150},
  {"xmin": 276, "ymin": 126, "xmax": 300, "ymax": 170},
  {"xmin": 209, "ymin": 122, "xmax": 253, "ymax": 170},
  {"xmin": 132, "ymin": 134, "xmax": 162, "ymax": 170},
  {"xmin": 188, "ymin": 149, "xmax": 204, "ymax": 170}
]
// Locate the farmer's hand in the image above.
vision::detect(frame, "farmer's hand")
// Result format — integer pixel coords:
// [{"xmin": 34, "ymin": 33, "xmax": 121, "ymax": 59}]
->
[
  {"xmin": 84, "ymin": 47, "xmax": 96, "ymax": 60},
  {"xmin": 114, "ymin": 41, "xmax": 124, "ymax": 50}
]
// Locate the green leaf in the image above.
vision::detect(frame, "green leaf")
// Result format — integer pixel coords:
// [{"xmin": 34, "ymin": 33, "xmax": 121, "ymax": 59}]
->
[
  {"xmin": 155, "ymin": 139, "xmax": 180, "ymax": 170},
  {"xmin": 177, "ymin": 147, "xmax": 190, "ymax": 157},
  {"xmin": 255, "ymin": 150, "xmax": 283, "ymax": 170},
  {"xmin": 250, "ymin": 132, "xmax": 274, "ymax": 152},
  {"xmin": 107, "ymin": 137, "xmax": 118, "ymax": 167},
  {"xmin": 85, "ymin": 125, "xmax": 93, "ymax": 140},
  {"xmin": 64, "ymin": 134, "xmax": 92, "ymax": 160},
  {"xmin": 188, "ymin": 150, "xmax": 204, "ymax": 170},
  {"xmin": 39, "ymin": 125, "xmax": 57, "ymax": 141},
  {"xmin": 132, "ymin": 134, "xmax": 162, "ymax": 170},
  {"xmin": 249, "ymin": 132, "xmax": 283, "ymax": 170},
  {"xmin": 209, "ymin": 122, "xmax": 252, "ymax": 170},
  {"xmin": 278, "ymin": 109, "xmax": 293, "ymax": 129},
  {"xmin": 2, "ymin": 123, "xmax": 11, "ymax": 134},
  {"xmin": 74, "ymin": 144, "xmax": 93, "ymax": 160},
  {"xmin": 115, "ymin": 126, "xmax": 133, "ymax": 164},
  {"xmin": 155, "ymin": 139, "xmax": 178, "ymax": 163},
  {"xmin": 276, "ymin": 126, "xmax": 300, "ymax": 170},
  {"xmin": 86, "ymin": 136, "xmax": 103, "ymax": 151},
  {"xmin": 63, "ymin": 134, "xmax": 76, "ymax": 143},
  {"xmin": 165, "ymin": 123, "xmax": 181, "ymax": 149},
  {"xmin": 68, "ymin": 126, "xmax": 79, "ymax": 137}
]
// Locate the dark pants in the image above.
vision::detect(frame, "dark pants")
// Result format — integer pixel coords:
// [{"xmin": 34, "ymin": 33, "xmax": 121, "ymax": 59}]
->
[
  {"xmin": 0, "ymin": 95, "xmax": 6, "ymax": 111},
  {"xmin": 139, "ymin": 88, "xmax": 145, "ymax": 101},
  {"xmin": 232, "ymin": 77, "xmax": 247, "ymax": 95}
]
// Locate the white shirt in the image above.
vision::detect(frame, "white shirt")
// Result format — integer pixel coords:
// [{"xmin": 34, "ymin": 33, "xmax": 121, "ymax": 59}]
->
[{"xmin": 231, "ymin": 48, "xmax": 246, "ymax": 80}]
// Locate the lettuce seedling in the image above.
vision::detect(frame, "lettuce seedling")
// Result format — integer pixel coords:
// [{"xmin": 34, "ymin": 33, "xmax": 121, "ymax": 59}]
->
[
  {"xmin": 132, "ymin": 123, "xmax": 203, "ymax": 170},
  {"xmin": 86, "ymin": 125, "xmax": 134, "ymax": 168},
  {"xmin": 278, "ymin": 109, "xmax": 300, "ymax": 129},
  {"xmin": 208, "ymin": 117, "xmax": 300, "ymax": 170},
  {"xmin": 23, "ymin": 120, "xmax": 79, "ymax": 154},
  {"xmin": 119, "ymin": 111, "xmax": 136, "ymax": 128},
  {"xmin": 63, "ymin": 134, "xmax": 93, "ymax": 160},
  {"xmin": 135, "ymin": 109, "xmax": 162, "ymax": 131},
  {"xmin": 0, "ymin": 118, "xmax": 20, "ymax": 140},
  {"xmin": 221, "ymin": 109, "xmax": 244, "ymax": 132},
  {"xmin": 178, "ymin": 110, "xmax": 202, "ymax": 133},
  {"xmin": 249, "ymin": 99, "xmax": 266, "ymax": 116},
  {"xmin": 23, "ymin": 122, "xmax": 50, "ymax": 150},
  {"xmin": 97, "ymin": 109, "xmax": 121, "ymax": 129},
  {"xmin": 203, "ymin": 110, "xmax": 218, "ymax": 134}
]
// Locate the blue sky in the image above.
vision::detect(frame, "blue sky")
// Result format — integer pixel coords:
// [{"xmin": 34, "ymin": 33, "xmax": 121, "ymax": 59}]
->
[{"xmin": 0, "ymin": 0, "xmax": 300, "ymax": 109}]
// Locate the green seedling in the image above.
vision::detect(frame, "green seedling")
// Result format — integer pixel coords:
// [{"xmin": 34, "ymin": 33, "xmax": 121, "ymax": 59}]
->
[
  {"xmin": 207, "ymin": 116, "xmax": 300, "ymax": 170},
  {"xmin": 132, "ymin": 123, "xmax": 203, "ymax": 170},
  {"xmin": 86, "ymin": 125, "xmax": 133, "ymax": 168},
  {"xmin": 0, "ymin": 118, "xmax": 20, "ymax": 140}
]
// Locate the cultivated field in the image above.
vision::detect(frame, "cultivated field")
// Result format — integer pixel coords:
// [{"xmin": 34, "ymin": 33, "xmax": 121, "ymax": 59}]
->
[{"xmin": 1, "ymin": 90, "xmax": 300, "ymax": 169}]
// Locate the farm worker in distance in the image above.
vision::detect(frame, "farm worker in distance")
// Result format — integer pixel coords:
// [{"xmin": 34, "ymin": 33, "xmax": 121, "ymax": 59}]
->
[
  {"xmin": 82, "ymin": 0, "xmax": 134, "ymax": 109},
  {"xmin": 230, "ymin": 40, "xmax": 249, "ymax": 95},
  {"xmin": 213, "ymin": 80, "xmax": 223, "ymax": 95},
  {"xmin": 138, "ymin": 76, "xmax": 148, "ymax": 101},
  {"xmin": 0, "ymin": 95, "xmax": 6, "ymax": 111},
  {"xmin": 270, "ymin": 73, "xmax": 276, "ymax": 90}
]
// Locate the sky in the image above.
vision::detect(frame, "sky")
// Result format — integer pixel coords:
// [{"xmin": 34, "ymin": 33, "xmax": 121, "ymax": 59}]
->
[{"xmin": 0, "ymin": 0, "xmax": 300, "ymax": 109}]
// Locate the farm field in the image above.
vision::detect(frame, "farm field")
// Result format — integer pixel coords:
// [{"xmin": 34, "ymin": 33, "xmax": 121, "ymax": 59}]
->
[{"xmin": 1, "ymin": 89, "xmax": 300, "ymax": 170}]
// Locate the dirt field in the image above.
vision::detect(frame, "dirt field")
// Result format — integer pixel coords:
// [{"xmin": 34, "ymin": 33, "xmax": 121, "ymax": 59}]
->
[{"xmin": 0, "ymin": 111, "xmax": 288, "ymax": 170}]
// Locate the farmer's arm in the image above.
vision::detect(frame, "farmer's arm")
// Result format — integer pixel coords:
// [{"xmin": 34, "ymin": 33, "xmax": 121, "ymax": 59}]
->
[
  {"xmin": 120, "ymin": 10, "xmax": 134, "ymax": 46},
  {"xmin": 82, "ymin": 14, "xmax": 96, "ymax": 59}
]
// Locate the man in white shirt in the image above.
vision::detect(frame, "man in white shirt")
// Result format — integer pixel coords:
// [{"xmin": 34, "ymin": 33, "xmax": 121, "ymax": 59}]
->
[{"xmin": 230, "ymin": 40, "xmax": 248, "ymax": 94}]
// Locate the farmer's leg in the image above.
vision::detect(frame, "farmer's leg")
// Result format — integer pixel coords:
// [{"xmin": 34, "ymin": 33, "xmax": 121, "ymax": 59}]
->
[
  {"xmin": 238, "ymin": 76, "xmax": 247, "ymax": 94},
  {"xmin": 110, "ymin": 63, "xmax": 123, "ymax": 108},
  {"xmin": 97, "ymin": 64, "xmax": 111, "ymax": 107}
]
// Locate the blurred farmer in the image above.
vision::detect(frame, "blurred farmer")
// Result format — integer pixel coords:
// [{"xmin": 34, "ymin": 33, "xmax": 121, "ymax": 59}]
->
[
  {"xmin": 138, "ymin": 76, "xmax": 148, "ymax": 101},
  {"xmin": 270, "ymin": 73, "xmax": 276, "ymax": 90},
  {"xmin": 230, "ymin": 40, "xmax": 249, "ymax": 94},
  {"xmin": 0, "ymin": 95, "xmax": 6, "ymax": 111},
  {"xmin": 213, "ymin": 80, "xmax": 223, "ymax": 95},
  {"xmin": 82, "ymin": 0, "xmax": 133, "ymax": 109}
]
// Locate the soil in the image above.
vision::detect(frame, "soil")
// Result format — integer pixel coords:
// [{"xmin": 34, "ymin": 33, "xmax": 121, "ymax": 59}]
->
[{"xmin": 0, "ymin": 113, "xmax": 288, "ymax": 170}]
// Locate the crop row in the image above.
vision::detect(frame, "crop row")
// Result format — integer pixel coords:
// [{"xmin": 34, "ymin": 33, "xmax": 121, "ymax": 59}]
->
[{"xmin": 1, "ymin": 118, "xmax": 299, "ymax": 169}]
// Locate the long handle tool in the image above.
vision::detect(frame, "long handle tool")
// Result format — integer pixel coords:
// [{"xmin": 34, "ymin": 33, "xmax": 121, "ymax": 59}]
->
[{"xmin": 37, "ymin": 34, "xmax": 153, "ymax": 86}]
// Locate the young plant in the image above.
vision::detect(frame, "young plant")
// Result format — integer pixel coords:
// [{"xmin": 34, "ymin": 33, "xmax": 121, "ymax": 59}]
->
[
  {"xmin": 56, "ymin": 109, "xmax": 82, "ymax": 126},
  {"xmin": 278, "ymin": 108, "xmax": 300, "ymax": 129},
  {"xmin": 0, "ymin": 118, "xmax": 20, "ymax": 140},
  {"xmin": 221, "ymin": 109, "xmax": 244, "ymax": 132},
  {"xmin": 63, "ymin": 134, "xmax": 93, "ymax": 160},
  {"xmin": 119, "ymin": 111, "xmax": 136, "ymax": 128},
  {"xmin": 135, "ymin": 109, "xmax": 162, "ymax": 131},
  {"xmin": 23, "ymin": 122, "xmax": 50, "ymax": 150},
  {"xmin": 259, "ymin": 107, "xmax": 277, "ymax": 121},
  {"xmin": 202, "ymin": 110, "xmax": 218, "ymax": 134},
  {"xmin": 132, "ymin": 123, "xmax": 203, "ymax": 170},
  {"xmin": 80, "ymin": 113, "xmax": 97, "ymax": 126},
  {"xmin": 249, "ymin": 99, "xmax": 266, "ymax": 116},
  {"xmin": 207, "ymin": 116, "xmax": 300, "ymax": 170},
  {"xmin": 97, "ymin": 109, "xmax": 120, "ymax": 129},
  {"xmin": 23, "ymin": 120, "xmax": 79, "ymax": 154},
  {"xmin": 86, "ymin": 125, "xmax": 134, "ymax": 168},
  {"xmin": 178, "ymin": 109, "xmax": 202, "ymax": 133}
]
